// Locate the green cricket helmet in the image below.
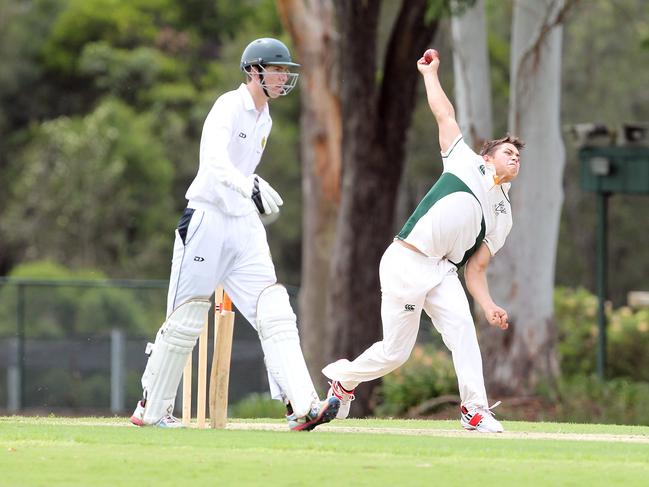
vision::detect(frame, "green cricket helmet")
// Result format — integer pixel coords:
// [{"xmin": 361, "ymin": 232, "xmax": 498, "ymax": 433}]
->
[{"xmin": 240, "ymin": 38, "xmax": 299, "ymax": 95}]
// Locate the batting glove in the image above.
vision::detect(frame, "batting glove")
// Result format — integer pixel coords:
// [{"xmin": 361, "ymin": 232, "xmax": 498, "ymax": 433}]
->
[{"xmin": 250, "ymin": 175, "xmax": 283, "ymax": 215}]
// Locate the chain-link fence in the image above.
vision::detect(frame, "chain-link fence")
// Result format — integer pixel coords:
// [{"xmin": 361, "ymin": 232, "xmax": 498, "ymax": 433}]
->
[{"xmin": 0, "ymin": 278, "xmax": 270, "ymax": 415}]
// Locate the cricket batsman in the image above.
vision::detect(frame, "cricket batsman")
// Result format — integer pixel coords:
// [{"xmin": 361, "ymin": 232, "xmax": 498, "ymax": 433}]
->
[{"xmin": 130, "ymin": 37, "xmax": 339, "ymax": 430}]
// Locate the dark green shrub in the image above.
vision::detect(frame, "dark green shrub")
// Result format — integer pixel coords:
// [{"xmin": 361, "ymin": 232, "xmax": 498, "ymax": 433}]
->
[
  {"xmin": 555, "ymin": 286, "xmax": 649, "ymax": 382},
  {"xmin": 376, "ymin": 345, "xmax": 457, "ymax": 417},
  {"xmin": 230, "ymin": 392, "xmax": 286, "ymax": 419},
  {"xmin": 0, "ymin": 260, "xmax": 165, "ymax": 338},
  {"xmin": 0, "ymin": 261, "xmax": 89, "ymax": 338},
  {"xmin": 554, "ymin": 375, "xmax": 649, "ymax": 425},
  {"xmin": 608, "ymin": 306, "xmax": 649, "ymax": 382},
  {"xmin": 26, "ymin": 368, "xmax": 110, "ymax": 409},
  {"xmin": 554, "ymin": 287, "xmax": 599, "ymax": 376},
  {"xmin": 77, "ymin": 288, "xmax": 150, "ymax": 335}
]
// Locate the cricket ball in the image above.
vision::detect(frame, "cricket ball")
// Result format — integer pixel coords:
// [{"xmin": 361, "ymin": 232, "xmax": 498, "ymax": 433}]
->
[{"xmin": 423, "ymin": 48, "xmax": 439, "ymax": 64}]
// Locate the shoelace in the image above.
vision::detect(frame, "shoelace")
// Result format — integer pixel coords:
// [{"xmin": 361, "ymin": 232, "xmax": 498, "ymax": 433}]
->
[
  {"xmin": 161, "ymin": 414, "xmax": 181, "ymax": 424},
  {"xmin": 483, "ymin": 401, "xmax": 501, "ymax": 417}
]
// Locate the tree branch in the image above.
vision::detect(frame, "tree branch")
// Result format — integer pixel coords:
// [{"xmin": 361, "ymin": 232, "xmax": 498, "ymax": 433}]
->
[
  {"xmin": 515, "ymin": 0, "xmax": 581, "ymax": 105},
  {"xmin": 375, "ymin": 0, "xmax": 441, "ymax": 177}
]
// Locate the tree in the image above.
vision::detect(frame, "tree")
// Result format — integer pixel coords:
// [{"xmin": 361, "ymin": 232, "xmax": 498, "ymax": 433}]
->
[
  {"xmin": 480, "ymin": 0, "xmax": 575, "ymax": 396},
  {"xmin": 556, "ymin": 0, "xmax": 649, "ymax": 304},
  {"xmin": 0, "ymin": 0, "xmax": 299, "ymax": 280},
  {"xmin": 276, "ymin": 0, "xmax": 342, "ymax": 372},
  {"xmin": 0, "ymin": 98, "xmax": 175, "ymax": 277},
  {"xmin": 280, "ymin": 0, "xmax": 451, "ymax": 412},
  {"xmin": 451, "ymin": 0, "xmax": 493, "ymax": 149}
]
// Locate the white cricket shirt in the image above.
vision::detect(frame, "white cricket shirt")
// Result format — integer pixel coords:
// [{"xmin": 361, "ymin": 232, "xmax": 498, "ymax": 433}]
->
[
  {"xmin": 185, "ymin": 84, "xmax": 272, "ymax": 216},
  {"xmin": 397, "ymin": 135, "xmax": 513, "ymax": 265}
]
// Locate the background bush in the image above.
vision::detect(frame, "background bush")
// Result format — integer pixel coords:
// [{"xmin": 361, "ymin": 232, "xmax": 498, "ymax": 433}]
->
[
  {"xmin": 0, "ymin": 260, "xmax": 165, "ymax": 338},
  {"xmin": 376, "ymin": 344, "xmax": 457, "ymax": 417},
  {"xmin": 553, "ymin": 376, "xmax": 649, "ymax": 425},
  {"xmin": 230, "ymin": 392, "xmax": 286, "ymax": 419},
  {"xmin": 555, "ymin": 286, "xmax": 649, "ymax": 382}
]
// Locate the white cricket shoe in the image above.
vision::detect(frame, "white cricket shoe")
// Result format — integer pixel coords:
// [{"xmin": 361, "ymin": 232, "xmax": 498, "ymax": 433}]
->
[
  {"xmin": 130, "ymin": 400, "xmax": 184, "ymax": 428},
  {"xmin": 327, "ymin": 381, "xmax": 355, "ymax": 419},
  {"xmin": 460, "ymin": 401, "xmax": 504, "ymax": 433},
  {"xmin": 153, "ymin": 414, "xmax": 184, "ymax": 428},
  {"xmin": 130, "ymin": 400, "xmax": 146, "ymax": 426}
]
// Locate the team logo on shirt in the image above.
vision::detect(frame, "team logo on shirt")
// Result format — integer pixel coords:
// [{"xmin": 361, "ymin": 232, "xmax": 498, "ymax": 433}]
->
[
  {"xmin": 404, "ymin": 304, "xmax": 415, "ymax": 311},
  {"xmin": 239, "ymin": 132, "xmax": 247, "ymax": 138},
  {"xmin": 479, "ymin": 164, "xmax": 486, "ymax": 175},
  {"xmin": 261, "ymin": 136, "xmax": 267, "ymax": 149},
  {"xmin": 494, "ymin": 201, "xmax": 507, "ymax": 215}
]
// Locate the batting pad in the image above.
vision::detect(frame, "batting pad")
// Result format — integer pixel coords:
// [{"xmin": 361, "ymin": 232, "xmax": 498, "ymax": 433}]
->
[
  {"xmin": 141, "ymin": 298, "xmax": 211, "ymax": 424},
  {"xmin": 257, "ymin": 284, "xmax": 319, "ymax": 417}
]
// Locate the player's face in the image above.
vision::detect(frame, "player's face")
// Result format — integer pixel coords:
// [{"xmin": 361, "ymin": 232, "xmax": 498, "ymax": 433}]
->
[
  {"xmin": 488, "ymin": 143, "xmax": 520, "ymax": 183},
  {"xmin": 263, "ymin": 66, "xmax": 291, "ymax": 98}
]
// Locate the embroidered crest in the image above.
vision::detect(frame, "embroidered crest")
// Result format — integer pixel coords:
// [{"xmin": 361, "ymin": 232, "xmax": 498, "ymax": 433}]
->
[{"xmin": 494, "ymin": 200, "xmax": 507, "ymax": 215}]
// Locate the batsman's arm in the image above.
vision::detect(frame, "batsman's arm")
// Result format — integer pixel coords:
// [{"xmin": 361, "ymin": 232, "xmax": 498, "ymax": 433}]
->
[
  {"xmin": 199, "ymin": 102, "xmax": 282, "ymax": 215},
  {"xmin": 417, "ymin": 58, "xmax": 461, "ymax": 154},
  {"xmin": 200, "ymin": 119, "xmax": 252, "ymax": 198},
  {"xmin": 200, "ymin": 99, "xmax": 252, "ymax": 197},
  {"xmin": 464, "ymin": 243, "xmax": 509, "ymax": 330}
]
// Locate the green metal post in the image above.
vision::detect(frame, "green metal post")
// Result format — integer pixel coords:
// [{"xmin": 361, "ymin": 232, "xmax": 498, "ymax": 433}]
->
[
  {"xmin": 596, "ymin": 192, "xmax": 609, "ymax": 379},
  {"xmin": 17, "ymin": 283, "xmax": 26, "ymax": 410}
]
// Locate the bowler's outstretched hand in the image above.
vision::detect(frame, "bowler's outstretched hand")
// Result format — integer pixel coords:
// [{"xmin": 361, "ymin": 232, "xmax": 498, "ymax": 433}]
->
[{"xmin": 485, "ymin": 305, "xmax": 509, "ymax": 330}]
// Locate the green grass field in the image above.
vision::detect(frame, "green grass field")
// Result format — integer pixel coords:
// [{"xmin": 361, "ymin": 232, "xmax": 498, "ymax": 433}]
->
[{"xmin": 2, "ymin": 416, "xmax": 649, "ymax": 486}]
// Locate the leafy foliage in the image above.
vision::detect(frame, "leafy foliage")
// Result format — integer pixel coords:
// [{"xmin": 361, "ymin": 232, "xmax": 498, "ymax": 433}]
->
[
  {"xmin": 555, "ymin": 287, "xmax": 649, "ymax": 382},
  {"xmin": 553, "ymin": 376, "xmax": 649, "ymax": 426},
  {"xmin": 78, "ymin": 42, "xmax": 190, "ymax": 104},
  {"xmin": 376, "ymin": 345, "xmax": 457, "ymax": 417},
  {"xmin": 1, "ymin": 98, "xmax": 175, "ymax": 276},
  {"xmin": 0, "ymin": 261, "xmax": 166, "ymax": 338},
  {"xmin": 41, "ymin": 0, "xmax": 181, "ymax": 73},
  {"xmin": 554, "ymin": 287, "xmax": 599, "ymax": 376},
  {"xmin": 0, "ymin": 0, "xmax": 301, "ymax": 281},
  {"xmin": 230, "ymin": 392, "xmax": 286, "ymax": 418},
  {"xmin": 0, "ymin": 0, "xmax": 65, "ymax": 131}
]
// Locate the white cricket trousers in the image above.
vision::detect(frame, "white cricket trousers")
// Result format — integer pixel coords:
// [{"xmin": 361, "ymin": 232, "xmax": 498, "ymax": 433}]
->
[
  {"xmin": 166, "ymin": 203, "xmax": 291, "ymax": 398},
  {"xmin": 322, "ymin": 241, "xmax": 489, "ymax": 409},
  {"xmin": 166, "ymin": 203, "xmax": 276, "ymax": 322}
]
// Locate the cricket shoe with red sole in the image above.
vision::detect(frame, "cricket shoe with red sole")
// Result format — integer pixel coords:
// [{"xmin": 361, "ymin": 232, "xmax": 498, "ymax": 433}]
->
[
  {"xmin": 130, "ymin": 400, "xmax": 146, "ymax": 426},
  {"xmin": 287, "ymin": 396, "xmax": 341, "ymax": 431},
  {"xmin": 327, "ymin": 381, "xmax": 355, "ymax": 419},
  {"xmin": 460, "ymin": 401, "xmax": 503, "ymax": 433},
  {"xmin": 130, "ymin": 400, "xmax": 185, "ymax": 428}
]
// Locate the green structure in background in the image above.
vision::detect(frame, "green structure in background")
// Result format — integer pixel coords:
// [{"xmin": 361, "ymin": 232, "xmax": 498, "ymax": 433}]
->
[{"xmin": 578, "ymin": 123, "xmax": 649, "ymax": 378}]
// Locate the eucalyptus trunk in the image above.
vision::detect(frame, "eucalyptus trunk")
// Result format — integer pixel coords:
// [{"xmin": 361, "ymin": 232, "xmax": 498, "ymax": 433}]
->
[
  {"xmin": 451, "ymin": 0, "xmax": 493, "ymax": 149},
  {"xmin": 277, "ymin": 0, "xmax": 342, "ymax": 381},
  {"xmin": 327, "ymin": 0, "xmax": 441, "ymax": 415},
  {"xmin": 481, "ymin": 0, "xmax": 571, "ymax": 396}
]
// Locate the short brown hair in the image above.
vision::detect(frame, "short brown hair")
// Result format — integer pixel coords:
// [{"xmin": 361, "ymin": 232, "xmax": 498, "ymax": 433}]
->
[{"xmin": 479, "ymin": 134, "xmax": 525, "ymax": 157}]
